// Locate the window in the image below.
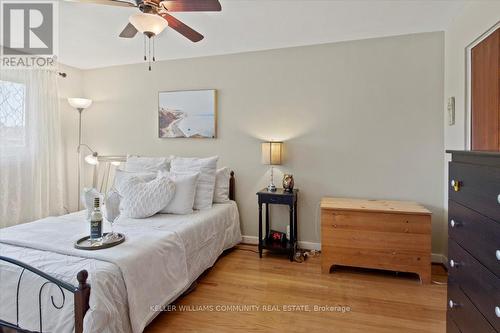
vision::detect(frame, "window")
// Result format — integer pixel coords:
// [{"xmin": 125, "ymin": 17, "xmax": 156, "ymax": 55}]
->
[{"xmin": 0, "ymin": 80, "xmax": 26, "ymax": 147}]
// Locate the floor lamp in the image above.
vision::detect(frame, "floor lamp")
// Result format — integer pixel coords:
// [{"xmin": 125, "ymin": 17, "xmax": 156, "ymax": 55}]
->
[{"xmin": 68, "ymin": 98, "xmax": 98, "ymax": 210}]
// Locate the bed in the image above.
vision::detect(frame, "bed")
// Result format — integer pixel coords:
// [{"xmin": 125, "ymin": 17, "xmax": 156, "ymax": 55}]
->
[{"xmin": 0, "ymin": 167, "xmax": 241, "ymax": 333}]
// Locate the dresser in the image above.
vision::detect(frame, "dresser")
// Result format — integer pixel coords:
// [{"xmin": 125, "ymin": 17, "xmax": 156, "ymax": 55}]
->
[
  {"xmin": 447, "ymin": 150, "xmax": 500, "ymax": 332},
  {"xmin": 321, "ymin": 197, "xmax": 432, "ymax": 283}
]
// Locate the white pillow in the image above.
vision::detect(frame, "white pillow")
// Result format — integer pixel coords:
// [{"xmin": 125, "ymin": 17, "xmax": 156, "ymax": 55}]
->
[
  {"xmin": 213, "ymin": 167, "xmax": 231, "ymax": 203},
  {"xmin": 125, "ymin": 155, "xmax": 172, "ymax": 173},
  {"xmin": 170, "ymin": 156, "xmax": 218, "ymax": 210},
  {"xmin": 159, "ymin": 171, "xmax": 200, "ymax": 215},
  {"xmin": 119, "ymin": 174, "xmax": 175, "ymax": 218},
  {"xmin": 114, "ymin": 169, "xmax": 156, "ymax": 193},
  {"xmin": 81, "ymin": 188, "xmax": 103, "ymax": 219}
]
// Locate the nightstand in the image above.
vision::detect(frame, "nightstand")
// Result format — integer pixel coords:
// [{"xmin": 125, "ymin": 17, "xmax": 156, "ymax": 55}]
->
[{"xmin": 256, "ymin": 188, "xmax": 299, "ymax": 261}]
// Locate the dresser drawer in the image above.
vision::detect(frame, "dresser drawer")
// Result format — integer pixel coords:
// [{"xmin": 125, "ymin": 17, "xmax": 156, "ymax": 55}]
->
[
  {"xmin": 448, "ymin": 282, "xmax": 496, "ymax": 333},
  {"xmin": 449, "ymin": 201, "xmax": 500, "ymax": 277},
  {"xmin": 449, "ymin": 162, "xmax": 500, "ymax": 222},
  {"xmin": 448, "ymin": 239, "xmax": 500, "ymax": 331}
]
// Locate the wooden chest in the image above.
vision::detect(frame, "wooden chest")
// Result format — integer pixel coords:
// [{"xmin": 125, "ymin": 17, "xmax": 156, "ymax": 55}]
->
[
  {"xmin": 446, "ymin": 151, "xmax": 500, "ymax": 333},
  {"xmin": 321, "ymin": 197, "xmax": 432, "ymax": 283}
]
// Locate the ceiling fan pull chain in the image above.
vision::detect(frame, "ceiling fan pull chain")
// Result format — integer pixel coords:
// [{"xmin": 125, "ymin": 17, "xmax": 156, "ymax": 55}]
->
[
  {"xmin": 153, "ymin": 37, "xmax": 156, "ymax": 62},
  {"xmin": 143, "ymin": 35, "xmax": 146, "ymax": 61},
  {"xmin": 148, "ymin": 37, "xmax": 152, "ymax": 71}
]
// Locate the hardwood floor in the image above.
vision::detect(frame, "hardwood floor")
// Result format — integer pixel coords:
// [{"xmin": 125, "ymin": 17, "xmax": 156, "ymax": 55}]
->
[{"xmin": 146, "ymin": 245, "xmax": 447, "ymax": 333}]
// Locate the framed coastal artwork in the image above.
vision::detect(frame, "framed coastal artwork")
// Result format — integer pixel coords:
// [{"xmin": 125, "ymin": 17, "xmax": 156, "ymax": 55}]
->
[{"xmin": 158, "ymin": 89, "xmax": 217, "ymax": 138}]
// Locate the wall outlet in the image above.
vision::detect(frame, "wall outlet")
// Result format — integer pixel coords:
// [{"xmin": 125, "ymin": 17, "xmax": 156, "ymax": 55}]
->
[{"xmin": 447, "ymin": 97, "xmax": 455, "ymax": 126}]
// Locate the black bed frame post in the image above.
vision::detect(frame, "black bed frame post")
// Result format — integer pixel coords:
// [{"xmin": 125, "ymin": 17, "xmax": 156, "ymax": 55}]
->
[
  {"xmin": 229, "ymin": 171, "xmax": 235, "ymax": 201},
  {"xmin": 74, "ymin": 270, "xmax": 90, "ymax": 333}
]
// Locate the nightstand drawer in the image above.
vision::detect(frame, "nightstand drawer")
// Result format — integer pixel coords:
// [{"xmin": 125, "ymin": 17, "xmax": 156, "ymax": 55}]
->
[
  {"xmin": 448, "ymin": 239, "xmax": 500, "ymax": 331},
  {"xmin": 449, "ymin": 162, "xmax": 500, "ymax": 222},
  {"xmin": 448, "ymin": 282, "xmax": 496, "ymax": 333},
  {"xmin": 448, "ymin": 201, "xmax": 500, "ymax": 277},
  {"xmin": 258, "ymin": 193, "xmax": 295, "ymax": 205}
]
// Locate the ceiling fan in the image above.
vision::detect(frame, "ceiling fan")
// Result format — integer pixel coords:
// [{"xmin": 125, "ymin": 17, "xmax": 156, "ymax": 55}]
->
[{"xmin": 67, "ymin": 0, "xmax": 222, "ymax": 69}]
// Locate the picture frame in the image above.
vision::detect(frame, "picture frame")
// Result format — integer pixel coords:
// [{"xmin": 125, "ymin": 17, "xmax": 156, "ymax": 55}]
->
[{"xmin": 158, "ymin": 89, "xmax": 217, "ymax": 138}]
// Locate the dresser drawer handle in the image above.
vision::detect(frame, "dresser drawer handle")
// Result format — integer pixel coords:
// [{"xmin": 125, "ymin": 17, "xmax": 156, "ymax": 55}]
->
[
  {"xmin": 496, "ymin": 250, "xmax": 500, "ymax": 261},
  {"xmin": 451, "ymin": 180, "xmax": 461, "ymax": 192},
  {"xmin": 497, "ymin": 194, "xmax": 500, "ymax": 205},
  {"xmin": 449, "ymin": 219, "xmax": 462, "ymax": 228},
  {"xmin": 449, "ymin": 259, "xmax": 461, "ymax": 268},
  {"xmin": 496, "ymin": 306, "xmax": 500, "ymax": 318},
  {"xmin": 449, "ymin": 300, "xmax": 460, "ymax": 309}
]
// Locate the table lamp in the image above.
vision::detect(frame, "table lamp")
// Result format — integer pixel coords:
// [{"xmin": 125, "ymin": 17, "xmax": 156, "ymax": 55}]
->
[{"xmin": 261, "ymin": 141, "xmax": 283, "ymax": 192}]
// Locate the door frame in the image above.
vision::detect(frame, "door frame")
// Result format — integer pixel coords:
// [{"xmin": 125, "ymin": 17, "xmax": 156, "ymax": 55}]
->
[{"xmin": 465, "ymin": 21, "xmax": 500, "ymax": 150}]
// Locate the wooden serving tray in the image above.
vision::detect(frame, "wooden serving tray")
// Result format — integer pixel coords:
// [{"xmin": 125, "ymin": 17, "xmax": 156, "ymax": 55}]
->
[{"xmin": 74, "ymin": 233, "xmax": 125, "ymax": 250}]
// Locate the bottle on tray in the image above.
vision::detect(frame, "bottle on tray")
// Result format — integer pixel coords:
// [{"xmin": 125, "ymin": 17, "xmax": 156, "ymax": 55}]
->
[{"xmin": 90, "ymin": 197, "xmax": 103, "ymax": 242}]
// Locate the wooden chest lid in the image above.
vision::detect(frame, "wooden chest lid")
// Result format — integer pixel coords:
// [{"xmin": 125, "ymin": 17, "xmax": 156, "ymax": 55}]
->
[{"xmin": 320, "ymin": 197, "xmax": 431, "ymax": 215}]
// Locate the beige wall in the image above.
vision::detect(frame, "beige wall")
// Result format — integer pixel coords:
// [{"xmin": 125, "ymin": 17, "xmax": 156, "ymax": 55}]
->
[
  {"xmin": 65, "ymin": 32, "xmax": 446, "ymax": 253},
  {"xmin": 443, "ymin": 2, "xmax": 500, "ymax": 255}
]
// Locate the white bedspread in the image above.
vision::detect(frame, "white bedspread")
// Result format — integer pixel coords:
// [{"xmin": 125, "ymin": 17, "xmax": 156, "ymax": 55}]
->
[{"xmin": 0, "ymin": 201, "xmax": 241, "ymax": 333}]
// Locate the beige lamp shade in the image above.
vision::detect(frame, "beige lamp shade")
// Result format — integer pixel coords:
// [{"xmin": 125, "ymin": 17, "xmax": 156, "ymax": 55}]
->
[{"xmin": 261, "ymin": 142, "xmax": 283, "ymax": 165}]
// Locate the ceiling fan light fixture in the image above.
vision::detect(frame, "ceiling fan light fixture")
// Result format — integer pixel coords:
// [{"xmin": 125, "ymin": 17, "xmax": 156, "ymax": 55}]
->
[{"xmin": 129, "ymin": 12, "xmax": 168, "ymax": 36}]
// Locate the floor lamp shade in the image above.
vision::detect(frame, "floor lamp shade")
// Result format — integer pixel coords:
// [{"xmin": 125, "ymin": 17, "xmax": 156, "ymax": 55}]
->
[
  {"xmin": 261, "ymin": 142, "xmax": 283, "ymax": 165},
  {"xmin": 68, "ymin": 98, "xmax": 92, "ymax": 110}
]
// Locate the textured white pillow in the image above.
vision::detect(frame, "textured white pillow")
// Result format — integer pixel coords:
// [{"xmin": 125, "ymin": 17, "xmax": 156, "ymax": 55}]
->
[
  {"xmin": 114, "ymin": 169, "xmax": 156, "ymax": 193},
  {"xmin": 213, "ymin": 167, "xmax": 231, "ymax": 203},
  {"xmin": 119, "ymin": 175, "xmax": 175, "ymax": 218},
  {"xmin": 125, "ymin": 155, "xmax": 172, "ymax": 173},
  {"xmin": 159, "ymin": 171, "xmax": 200, "ymax": 215},
  {"xmin": 170, "ymin": 156, "xmax": 218, "ymax": 210}
]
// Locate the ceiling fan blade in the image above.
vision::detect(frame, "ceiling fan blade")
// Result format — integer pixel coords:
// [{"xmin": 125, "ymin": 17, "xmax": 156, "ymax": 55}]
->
[
  {"xmin": 160, "ymin": 0, "xmax": 221, "ymax": 12},
  {"xmin": 119, "ymin": 23, "xmax": 138, "ymax": 38},
  {"xmin": 160, "ymin": 13, "xmax": 204, "ymax": 42},
  {"xmin": 64, "ymin": 0, "xmax": 138, "ymax": 7}
]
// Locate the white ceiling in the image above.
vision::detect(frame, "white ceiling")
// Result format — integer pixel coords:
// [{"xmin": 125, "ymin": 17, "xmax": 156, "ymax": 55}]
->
[{"xmin": 59, "ymin": 0, "xmax": 465, "ymax": 69}]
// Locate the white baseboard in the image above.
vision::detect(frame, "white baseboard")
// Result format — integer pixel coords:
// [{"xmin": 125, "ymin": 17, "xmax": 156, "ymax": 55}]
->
[
  {"xmin": 241, "ymin": 235, "xmax": 259, "ymax": 245},
  {"xmin": 241, "ymin": 235, "xmax": 447, "ymax": 264}
]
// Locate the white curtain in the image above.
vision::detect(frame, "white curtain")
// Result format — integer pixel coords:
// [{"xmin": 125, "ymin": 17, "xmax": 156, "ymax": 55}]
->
[{"xmin": 0, "ymin": 68, "xmax": 66, "ymax": 227}]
